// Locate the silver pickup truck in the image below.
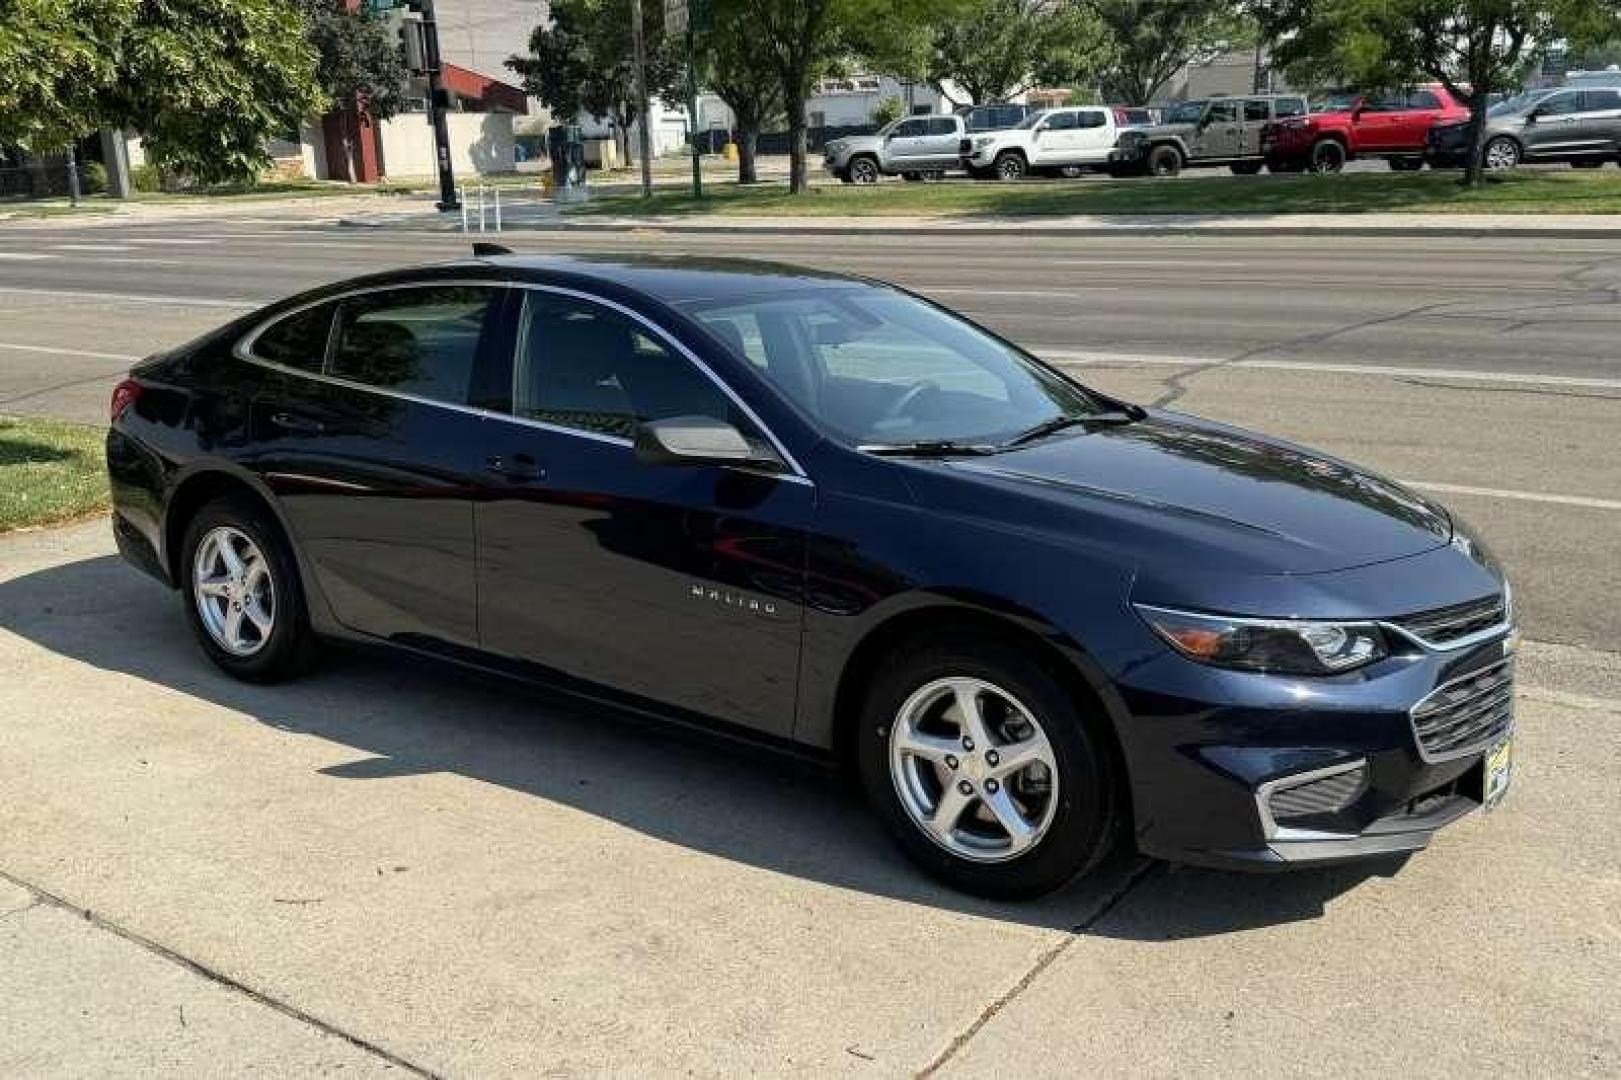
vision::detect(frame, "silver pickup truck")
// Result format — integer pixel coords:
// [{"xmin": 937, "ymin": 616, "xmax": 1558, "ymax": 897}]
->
[{"xmin": 823, "ymin": 115, "xmax": 969, "ymax": 183}]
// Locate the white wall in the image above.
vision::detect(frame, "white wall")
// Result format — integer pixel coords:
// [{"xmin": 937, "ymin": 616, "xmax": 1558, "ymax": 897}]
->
[
  {"xmin": 377, "ymin": 112, "xmax": 517, "ymax": 178},
  {"xmin": 701, "ymin": 76, "xmax": 947, "ymax": 132}
]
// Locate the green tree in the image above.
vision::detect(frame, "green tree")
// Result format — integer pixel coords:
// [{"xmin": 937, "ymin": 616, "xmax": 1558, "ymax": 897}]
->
[
  {"xmin": 293, "ymin": 0, "xmax": 408, "ymax": 183},
  {"xmin": 870, "ymin": 95, "xmax": 906, "ymax": 125},
  {"xmin": 0, "ymin": 0, "xmax": 323, "ymax": 182},
  {"xmin": 700, "ymin": 0, "xmax": 784, "ymax": 183},
  {"xmin": 1085, "ymin": 0, "xmax": 1239, "ymax": 105},
  {"xmin": 929, "ymin": 0, "xmax": 1108, "ymax": 106},
  {"xmin": 1258, "ymin": 0, "xmax": 1620, "ymax": 185},
  {"xmin": 507, "ymin": 0, "xmax": 682, "ymax": 171}
]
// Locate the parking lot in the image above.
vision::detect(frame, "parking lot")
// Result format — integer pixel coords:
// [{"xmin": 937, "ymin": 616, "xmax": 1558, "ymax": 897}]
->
[{"xmin": 1, "ymin": 216, "xmax": 1618, "ymax": 1075}]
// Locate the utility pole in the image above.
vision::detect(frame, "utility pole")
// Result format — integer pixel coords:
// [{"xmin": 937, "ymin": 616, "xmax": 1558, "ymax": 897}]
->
[
  {"xmin": 416, "ymin": 0, "xmax": 460, "ymax": 211},
  {"xmin": 630, "ymin": 0, "xmax": 654, "ymax": 198},
  {"xmin": 667, "ymin": 0, "xmax": 701, "ymax": 199}
]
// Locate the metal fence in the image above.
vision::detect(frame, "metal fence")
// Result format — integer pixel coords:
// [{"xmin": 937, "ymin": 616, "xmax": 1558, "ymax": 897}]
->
[{"xmin": 0, "ymin": 161, "xmax": 97, "ymax": 200}]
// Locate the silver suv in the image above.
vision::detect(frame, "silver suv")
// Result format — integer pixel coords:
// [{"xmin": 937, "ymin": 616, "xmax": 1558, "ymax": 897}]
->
[
  {"xmin": 823, "ymin": 115, "xmax": 967, "ymax": 183},
  {"xmin": 1426, "ymin": 86, "xmax": 1621, "ymax": 169}
]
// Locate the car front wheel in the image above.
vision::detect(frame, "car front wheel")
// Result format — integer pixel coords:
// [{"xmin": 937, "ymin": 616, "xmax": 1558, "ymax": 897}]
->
[
  {"xmin": 994, "ymin": 151, "xmax": 1027, "ymax": 181},
  {"xmin": 180, "ymin": 496, "xmax": 316, "ymax": 682},
  {"xmin": 848, "ymin": 156, "xmax": 880, "ymax": 184},
  {"xmin": 856, "ymin": 635, "xmax": 1118, "ymax": 898}
]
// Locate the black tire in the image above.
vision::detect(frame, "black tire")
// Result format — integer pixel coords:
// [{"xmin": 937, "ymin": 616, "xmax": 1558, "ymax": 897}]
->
[
  {"xmin": 835, "ymin": 169, "xmax": 852, "ymax": 184},
  {"xmin": 1229, "ymin": 161, "xmax": 1264, "ymax": 175},
  {"xmin": 901, "ymin": 171, "xmax": 922, "ymax": 182},
  {"xmin": 1309, "ymin": 139, "xmax": 1347, "ymax": 173},
  {"xmin": 1388, "ymin": 156, "xmax": 1425, "ymax": 172},
  {"xmin": 848, "ymin": 155, "xmax": 880, "ymax": 184},
  {"xmin": 993, "ymin": 151, "xmax": 1026, "ymax": 181},
  {"xmin": 855, "ymin": 633, "xmax": 1120, "ymax": 899},
  {"xmin": 1147, "ymin": 144, "xmax": 1182, "ymax": 177},
  {"xmin": 179, "ymin": 495, "xmax": 317, "ymax": 682},
  {"xmin": 1483, "ymin": 136, "xmax": 1520, "ymax": 171}
]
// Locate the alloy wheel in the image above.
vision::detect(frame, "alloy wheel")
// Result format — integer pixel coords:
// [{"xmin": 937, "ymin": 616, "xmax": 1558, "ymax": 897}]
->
[
  {"xmin": 192, "ymin": 525, "xmax": 275, "ymax": 656},
  {"xmin": 1484, "ymin": 139, "xmax": 1519, "ymax": 171},
  {"xmin": 850, "ymin": 158, "xmax": 879, "ymax": 184},
  {"xmin": 888, "ymin": 677, "xmax": 1060, "ymax": 863},
  {"xmin": 997, "ymin": 155, "xmax": 1025, "ymax": 181}
]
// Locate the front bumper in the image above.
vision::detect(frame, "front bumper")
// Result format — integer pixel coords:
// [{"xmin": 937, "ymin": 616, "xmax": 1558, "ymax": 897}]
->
[{"xmin": 1116, "ymin": 624, "xmax": 1516, "ymax": 872}]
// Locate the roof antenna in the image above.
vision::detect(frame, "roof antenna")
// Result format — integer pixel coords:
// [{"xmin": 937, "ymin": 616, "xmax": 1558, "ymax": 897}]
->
[{"xmin": 473, "ymin": 242, "xmax": 514, "ymax": 258}]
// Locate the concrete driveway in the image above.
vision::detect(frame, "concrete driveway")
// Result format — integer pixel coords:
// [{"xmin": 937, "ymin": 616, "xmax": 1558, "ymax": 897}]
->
[{"xmin": 1, "ymin": 520, "xmax": 1616, "ymax": 1077}]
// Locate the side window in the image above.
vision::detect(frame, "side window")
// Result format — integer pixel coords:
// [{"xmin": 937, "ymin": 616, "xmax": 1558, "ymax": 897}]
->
[
  {"xmin": 894, "ymin": 119, "xmax": 927, "ymax": 138},
  {"xmin": 1364, "ymin": 92, "xmax": 1404, "ymax": 112},
  {"xmin": 1044, "ymin": 111, "xmax": 1078, "ymax": 130},
  {"xmin": 250, "ymin": 303, "xmax": 334, "ymax": 373},
  {"xmin": 327, "ymin": 286, "xmax": 494, "ymax": 405},
  {"xmin": 514, "ymin": 293, "xmax": 741, "ymax": 439},
  {"xmin": 1243, "ymin": 99, "xmax": 1271, "ymax": 122},
  {"xmin": 1407, "ymin": 91, "xmax": 1441, "ymax": 109},
  {"xmin": 927, "ymin": 117, "xmax": 957, "ymax": 136},
  {"xmin": 1585, "ymin": 89, "xmax": 1621, "ymax": 111},
  {"xmin": 1206, "ymin": 100, "xmax": 1239, "ymax": 124},
  {"xmin": 1078, "ymin": 110, "xmax": 1107, "ymax": 128},
  {"xmin": 1538, "ymin": 92, "xmax": 1582, "ymax": 116},
  {"xmin": 1274, "ymin": 97, "xmax": 1307, "ymax": 118}
]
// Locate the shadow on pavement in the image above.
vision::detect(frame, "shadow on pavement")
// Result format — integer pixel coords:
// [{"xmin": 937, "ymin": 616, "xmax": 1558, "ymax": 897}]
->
[{"xmin": 1, "ymin": 553, "xmax": 1391, "ymax": 936}]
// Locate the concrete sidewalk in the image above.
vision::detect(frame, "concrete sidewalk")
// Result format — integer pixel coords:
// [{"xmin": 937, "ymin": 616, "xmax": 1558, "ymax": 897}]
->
[{"xmin": 0, "ymin": 519, "xmax": 1617, "ymax": 1076}]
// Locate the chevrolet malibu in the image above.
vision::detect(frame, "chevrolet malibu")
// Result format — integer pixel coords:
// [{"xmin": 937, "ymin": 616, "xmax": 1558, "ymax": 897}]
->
[{"xmin": 106, "ymin": 253, "xmax": 1516, "ymax": 898}]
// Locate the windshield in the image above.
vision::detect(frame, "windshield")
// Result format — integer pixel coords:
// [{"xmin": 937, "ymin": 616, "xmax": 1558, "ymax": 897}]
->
[
  {"xmin": 1313, "ymin": 92, "xmax": 1360, "ymax": 112},
  {"xmin": 1014, "ymin": 110, "xmax": 1049, "ymax": 130},
  {"xmin": 1162, "ymin": 100, "xmax": 1205, "ymax": 124},
  {"xmin": 1490, "ymin": 91, "xmax": 1543, "ymax": 116},
  {"xmin": 685, "ymin": 287, "xmax": 1109, "ymax": 449}
]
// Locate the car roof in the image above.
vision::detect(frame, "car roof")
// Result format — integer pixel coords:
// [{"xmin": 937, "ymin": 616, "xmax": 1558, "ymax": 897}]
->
[{"xmin": 475, "ymin": 253, "xmax": 866, "ymax": 306}]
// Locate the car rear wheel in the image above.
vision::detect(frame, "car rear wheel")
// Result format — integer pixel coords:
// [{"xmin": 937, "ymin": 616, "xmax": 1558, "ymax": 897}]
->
[
  {"xmin": 180, "ymin": 496, "xmax": 315, "ymax": 682},
  {"xmin": 848, "ymin": 156, "xmax": 880, "ymax": 184},
  {"xmin": 1147, "ymin": 145, "xmax": 1182, "ymax": 177},
  {"xmin": 1484, "ymin": 137, "xmax": 1520, "ymax": 171},
  {"xmin": 1229, "ymin": 161, "xmax": 1264, "ymax": 175},
  {"xmin": 855, "ymin": 635, "xmax": 1118, "ymax": 898},
  {"xmin": 994, "ymin": 151, "xmax": 1027, "ymax": 181},
  {"xmin": 1309, "ymin": 139, "xmax": 1347, "ymax": 173}
]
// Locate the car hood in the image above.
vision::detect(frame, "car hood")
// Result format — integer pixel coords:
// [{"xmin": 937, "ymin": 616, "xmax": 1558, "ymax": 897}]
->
[{"xmin": 908, "ymin": 411, "xmax": 1453, "ymax": 576}]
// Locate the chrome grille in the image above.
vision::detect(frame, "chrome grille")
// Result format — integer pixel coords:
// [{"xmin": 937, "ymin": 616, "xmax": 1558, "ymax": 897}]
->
[
  {"xmin": 1410, "ymin": 658, "xmax": 1514, "ymax": 761},
  {"xmin": 1393, "ymin": 594, "xmax": 1507, "ymax": 646},
  {"xmin": 1269, "ymin": 765, "xmax": 1367, "ymax": 819}
]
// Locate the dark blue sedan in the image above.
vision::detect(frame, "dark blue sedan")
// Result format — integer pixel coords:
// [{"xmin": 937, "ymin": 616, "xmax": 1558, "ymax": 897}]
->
[{"xmin": 106, "ymin": 252, "xmax": 1516, "ymax": 897}]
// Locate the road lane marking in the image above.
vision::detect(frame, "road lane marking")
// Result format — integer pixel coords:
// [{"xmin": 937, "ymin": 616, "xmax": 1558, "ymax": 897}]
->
[
  {"xmin": 126, "ymin": 238, "xmax": 212, "ymax": 246},
  {"xmin": 1045, "ymin": 349, "xmax": 1621, "ymax": 391},
  {"xmin": 51, "ymin": 244, "xmax": 134, "ymax": 253},
  {"xmin": 0, "ymin": 286, "xmax": 256, "ymax": 308},
  {"xmin": 930, "ymin": 287, "xmax": 1118, "ymax": 298},
  {"xmin": 1050, "ymin": 259, "xmax": 1251, "ymax": 268},
  {"xmin": 0, "ymin": 253, "xmax": 54, "ymax": 261},
  {"xmin": 1401, "ymin": 481, "xmax": 1621, "ymax": 512},
  {"xmin": 0, "ymin": 342, "xmax": 140, "ymax": 362}
]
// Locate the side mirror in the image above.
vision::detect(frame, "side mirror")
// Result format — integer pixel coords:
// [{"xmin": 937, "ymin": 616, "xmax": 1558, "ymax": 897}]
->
[
  {"xmin": 634, "ymin": 416, "xmax": 781, "ymax": 471},
  {"xmin": 1524, "ymin": 108, "xmax": 1541, "ymax": 123}
]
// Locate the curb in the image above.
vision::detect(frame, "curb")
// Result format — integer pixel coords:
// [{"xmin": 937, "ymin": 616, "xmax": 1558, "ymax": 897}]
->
[{"xmin": 334, "ymin": 214, "xmax": 1621, "ymax": 240}]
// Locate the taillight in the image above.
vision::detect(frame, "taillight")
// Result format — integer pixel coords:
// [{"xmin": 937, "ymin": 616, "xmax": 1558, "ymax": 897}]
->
[
  {"xmin": 1114, "ymin": 107, "xmax": 1127, "ymax": 126},
  {"xmin": 110, "ymin": 378, "xmax": 142, "ymax": 422}
]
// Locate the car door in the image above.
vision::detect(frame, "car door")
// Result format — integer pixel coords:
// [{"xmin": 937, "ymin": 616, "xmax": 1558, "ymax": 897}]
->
[
  {"xmin": 1523, "ymin": 90, "xmax": 1584, "ymax": 156},
  {"xmin": 244, "ymin": 281, "xmax": 511, "ymax": 649},
  {"xmin": 1351, "ymin": 91, "xmax": 1403, "ymax": 151},
  {"xmin": 886, "ymin": 118, "xmax": 929, "ymax": 168},
  {"xmin": 1239, "ymin": 98, "xmax": 1273, "ymax": 156},
  {"xmin": 1194, "ymin": 99, "xmax": 1242, "ymax": 158},
  {"xmin": 1033, "ymin": 110, "xmax": 1079, "ymax": 164},
  {"xmin": 1393, "ymin": 89, "xmax": 1446, "ymax": 150},
  {"xmin": 919, "ymin": 116, "xmax": 961, "ymax": 168},
  {"xmin": 1569, "ymin": 89, "xmax": 1621, "ymax": 155},
  {"xmin": 474, "ymin": 287, "xmax": 812, "ymax": 738},
  {"xmin": 1074, "ymin": 108, "xmax": 1113, "ymax": 160}
]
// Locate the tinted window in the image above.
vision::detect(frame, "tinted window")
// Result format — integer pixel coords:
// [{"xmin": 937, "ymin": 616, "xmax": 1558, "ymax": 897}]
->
[
  {"xmin": 1585, "ymin": 89, "xmax": 1621, "ymax": 111},
  {"xmin": 1407, "ymin": 91, "xmax": 1441, "ymax": 109},
  {"xmin": 1364, "ymin": 92, "xmax": 1405, "ymax": 112},
  {"xmin": 252, "ymin": 304, "xmax": 334, "ymax": 372},
  {"xmin": 1243, "ymin": 99, "xmax": 1271, "ymax": 121},
  {"xmin": 1163, "ymin": 101, "xmax": 1205, "ymax": 124},
  {"xmin": 926, "ymin": 117, "xmax": 956, "ymax": 136},
  {"xmin": 688, "ymin": 287, "xmax": 1109, "ymax": 448},
  {"xmin": 1044, "ymin": 111, "xmax": 1079, "ymax": 130},
  {"xmin": 1077, "ymin": 110, "xmax": 1107, "ymax": 128},
  {"xmin": 1275, "ymin": 97, "xmax": 1307, "ymax": 118},
  {"xmin": 515, "ymin": 293, "xmax": 739, "ymax": 439},
  {"xmin": 1206, "ymin": 100, "xmax": 1239, "ymax": 124},
  {"xmin": 1537, "ymin": 92, "xmax": 1583, "ymax": 116},
  {"xmin": 895, "ymin": 119, "xmax": 928, "ymax": 137},
  {"xmin": 327, "ymin": 286, "xmax": 494, "ymax": 404}
]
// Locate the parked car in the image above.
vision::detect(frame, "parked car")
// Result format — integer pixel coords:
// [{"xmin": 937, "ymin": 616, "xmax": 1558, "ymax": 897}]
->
[
  {"xmin": 824, "ymin": 114, "xmax": 968, "ymax": 183},
  {"xmin": 959, "ymin": 102, "xmax": 1033, "ymax": 133},
  {"xmin": 1427, "ymin": 85, "xmax": 1621, "ymax": 170},
  {"xmin": 108, "ymin": 251, "xmax": 1518, "ymax": 899},
  {"xmin": 961, "ymin": 106, "xmax": 1137, "ymax": 180},
  {"xmin": 1111, "ymin": 94, "xmax": 1311, "ymax": 176},
  {"xmin": 1263, "ymin": 85, "xmax": 1469, "ymax": 172}
]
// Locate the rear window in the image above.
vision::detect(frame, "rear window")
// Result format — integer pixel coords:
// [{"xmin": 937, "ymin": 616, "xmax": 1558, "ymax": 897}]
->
[{"xmin": 327, "ymin": 286, "xmax": 496, "ymax": 405}]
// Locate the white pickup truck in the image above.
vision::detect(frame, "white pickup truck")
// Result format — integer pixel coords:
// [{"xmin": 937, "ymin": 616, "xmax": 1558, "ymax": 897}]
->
[{"xmin": 962, "ymin": 106, "xmax": 1149, "ymax": 180}]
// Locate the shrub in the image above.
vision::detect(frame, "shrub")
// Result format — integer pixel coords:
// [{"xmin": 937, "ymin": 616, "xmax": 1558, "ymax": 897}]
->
[
  {"xmin": 131, "ymin": 163, "xmax": 163, "ymax": 193},
  {"xmin": 80, "ymin": 161, "xmax": 108, "ymax": 195},
  {"xmin": 871, "ymin": 96, "xmax": 905, "ymax": 127}
]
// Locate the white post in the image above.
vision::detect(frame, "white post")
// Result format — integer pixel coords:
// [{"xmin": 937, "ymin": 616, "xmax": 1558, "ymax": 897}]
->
[
  {"xmin": 459, "ymin": 188, "xmax": 468, "ymax": 232},
  {"xmin": 494, "ymin": 187, "xmax": 502, "ymax": 232},
  {"xmin": 478, "ymin": 185, "xmax": 487, "ymax": 232}
]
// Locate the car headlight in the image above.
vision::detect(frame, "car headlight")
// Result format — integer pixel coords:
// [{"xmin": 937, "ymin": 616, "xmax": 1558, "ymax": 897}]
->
[{"xmin": 1135, "ymin": 604, "xmax": 1388, "ymax": 675}]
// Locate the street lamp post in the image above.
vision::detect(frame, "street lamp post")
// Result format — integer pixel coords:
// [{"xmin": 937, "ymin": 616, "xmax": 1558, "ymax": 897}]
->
[{"xmin": 415, "ymin": 0, "xmax": 460, "ymax": 211}]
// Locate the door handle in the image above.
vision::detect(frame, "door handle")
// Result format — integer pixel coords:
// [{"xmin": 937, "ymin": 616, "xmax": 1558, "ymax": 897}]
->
[
  {"xmin": 269, "ymin": 411, "xmax": 324, "ymax": 435},
  {"xmin": 485, "ymin": 453, "xmax": 544, "ymax": 482}
]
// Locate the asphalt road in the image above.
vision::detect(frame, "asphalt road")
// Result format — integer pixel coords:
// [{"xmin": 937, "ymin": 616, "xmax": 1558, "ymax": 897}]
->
[{"xmin": 0, "ymin": 210, "xmax": 1618, "ymax": 1075}]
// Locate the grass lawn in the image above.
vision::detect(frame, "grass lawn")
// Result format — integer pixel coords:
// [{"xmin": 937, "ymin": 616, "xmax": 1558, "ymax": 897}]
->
[
  {"xmin": 0, "ymin": 179, "xmax": 419, "ymax": 220},
  {"xmin": 572, "ymin": 168, "xmax": 1621, "ymax": 218},
  {"xmin": 0, "ymin": 415, "xmax": 109, "ymax": 532}
]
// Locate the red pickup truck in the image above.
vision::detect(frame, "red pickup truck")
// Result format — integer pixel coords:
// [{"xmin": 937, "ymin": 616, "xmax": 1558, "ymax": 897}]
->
[{"xmin": 1263, "ymin": 86, "xmax": 1470, "ymax": 172}]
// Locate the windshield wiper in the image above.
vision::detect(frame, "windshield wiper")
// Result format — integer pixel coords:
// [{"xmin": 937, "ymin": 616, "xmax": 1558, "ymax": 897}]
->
[
  {"xmin": 1004, "ymin": 406, "xmax": 1143, "ymax": 447},
  {"xmin": 859, "ymin": 440, "xmax": 998, "ymax": 457}
]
